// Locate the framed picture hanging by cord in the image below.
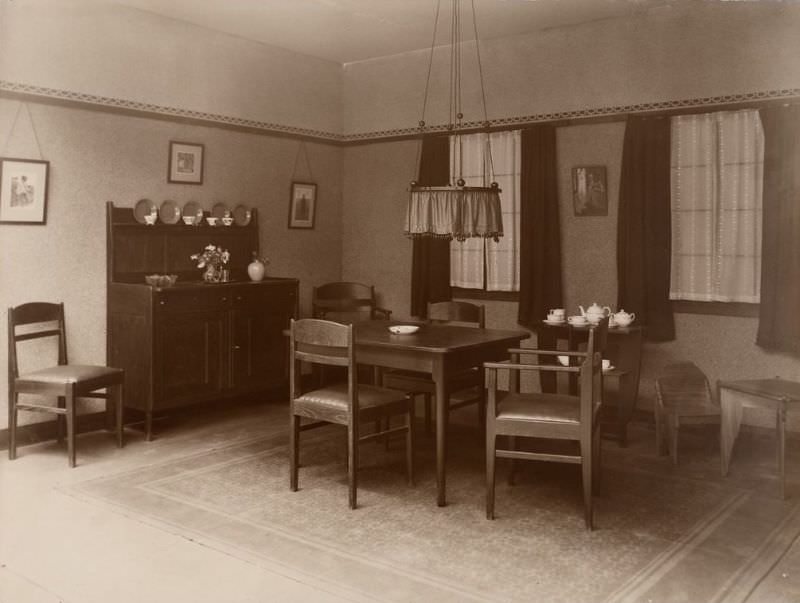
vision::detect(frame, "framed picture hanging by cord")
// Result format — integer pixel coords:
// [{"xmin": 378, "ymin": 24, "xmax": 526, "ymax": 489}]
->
[{"xmin": 0, "ymin": 157, "xmax": 50, "ymax": 224}]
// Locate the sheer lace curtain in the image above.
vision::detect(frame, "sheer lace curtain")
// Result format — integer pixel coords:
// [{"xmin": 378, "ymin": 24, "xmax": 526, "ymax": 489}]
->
[
  {"xmin": 670, "ymin": 109, "xmax": 764, "ymax": 303},
  {"xmin": 450, "ymin": 130, "xmax": 521, "ymax": 291}
]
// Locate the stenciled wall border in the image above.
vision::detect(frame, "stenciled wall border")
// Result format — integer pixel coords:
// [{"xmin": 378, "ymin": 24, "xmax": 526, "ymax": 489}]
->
[{"xmin": 2, "ymin": 80, "xmax": 800, "ymax": 145}]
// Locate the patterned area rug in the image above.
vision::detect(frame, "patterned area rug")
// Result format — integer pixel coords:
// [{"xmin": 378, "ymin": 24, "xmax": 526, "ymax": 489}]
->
[{"xmin": 68, "ymin": 422, "xmax": 800, "ymax": 602}]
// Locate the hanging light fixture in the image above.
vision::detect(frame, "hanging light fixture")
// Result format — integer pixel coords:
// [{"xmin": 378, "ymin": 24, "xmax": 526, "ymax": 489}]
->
[{"xmin": 404, "ymin": 0, "xmax": 503, "ymax": 242}]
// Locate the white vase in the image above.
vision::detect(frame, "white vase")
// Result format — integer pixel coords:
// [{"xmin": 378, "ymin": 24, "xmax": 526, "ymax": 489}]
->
[{"xmin": 247, "ymin": 259, "xmax": 266, "ymax": 282}]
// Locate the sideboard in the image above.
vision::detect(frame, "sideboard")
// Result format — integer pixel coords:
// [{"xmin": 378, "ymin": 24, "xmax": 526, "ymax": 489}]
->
[{"xmin": 106, "ymin": 202, "xmax": 298, "ymax": 440}]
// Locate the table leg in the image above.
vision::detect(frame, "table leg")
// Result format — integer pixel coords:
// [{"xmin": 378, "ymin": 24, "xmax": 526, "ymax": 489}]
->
[
  {"xmin": 778, "ymin": 406, "xmax": 786, "ymax": 499},
  {"xmin": 433, "ymin": 360, "xmax": 449, "ymax": 507},
  {"xmin": 720, "ymin": 388, "xmax": 744, "ymax": 477}
]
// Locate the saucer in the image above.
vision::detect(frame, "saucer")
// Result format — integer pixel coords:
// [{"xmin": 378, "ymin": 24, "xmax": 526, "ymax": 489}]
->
[
  {"xmin": 389, "ymin": 325, "xmax": 420, "ymax": 335},
  {"xmin": 603, "ymin": 365, "xmax": 615, "ymax": 373},
  {"xmin": 543, "ymin": 319, "xmax": 565, "ymax": 326}
]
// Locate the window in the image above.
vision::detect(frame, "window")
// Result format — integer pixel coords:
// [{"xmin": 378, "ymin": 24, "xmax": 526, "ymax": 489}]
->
[
  {"xmin": 670, "ymin": 109, "xmax": 764, "ymax": 303},
  {"xmin": 450, "ymin": 130, "xmax": 521, "ymax": 292}
]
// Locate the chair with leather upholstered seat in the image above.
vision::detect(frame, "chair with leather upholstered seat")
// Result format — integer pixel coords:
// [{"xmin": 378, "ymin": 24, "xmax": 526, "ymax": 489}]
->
[
  {"xmin": 655, "ymin": 361, "xmax": 720, "ymax": 465},
  {"xmin": 311, "ymin": 281, "xmax": 392, "ymax": 324},
  {"xmin": 381, "ymin": 301, "xmax": 486, "ymax": 434},
  {"xmin": 484, "ymin": 318, "xmax": 607, "ymax": 529},
  {"xmin": 289, "ymin": 318, "xmax": 414, "ymax": 509},
  {"xmin": 8, "ymin": 302, "xmax": 125, "ymax": 467}
]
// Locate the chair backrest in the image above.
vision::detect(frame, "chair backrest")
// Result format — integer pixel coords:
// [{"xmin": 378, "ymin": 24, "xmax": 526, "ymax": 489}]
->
[
  {"xmin": 289, "ymin": 318, "xmax": 358, "ymax": 411},
  {"xmin": 655, "ymin": 361, "xmax": 714, "ymax": 409},
  {"xmin": 427, "ymin": 301, "xmax": 485, "ymax": 328},
  {"xmin": 312, "ymin": 281, "xmax": 380, "ymax": 322},
  {"xmin": 8, "ymin": 302, "xmax": 67, "ymax": 380}
]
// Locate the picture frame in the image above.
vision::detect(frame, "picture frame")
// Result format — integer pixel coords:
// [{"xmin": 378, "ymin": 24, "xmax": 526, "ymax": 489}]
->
[
  {"xmin": 572, "ymin": 165, "xmax": 608, "ymax": 216},
  {"xmin": 168, "ymin": 141, "xmax": 204, "ymax": 184},
  {"xmin": 288, "ymin": 181, "xmax": 317, "ymax": 229},
  {"xmin": 0, "ymin": 158, "xmax": 50, "ymax": 224}
]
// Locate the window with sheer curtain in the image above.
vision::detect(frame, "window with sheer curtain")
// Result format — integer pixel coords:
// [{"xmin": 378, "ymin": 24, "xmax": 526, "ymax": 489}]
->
[
  {"xmin": 450, "ymin": 130, "xmax": 521, "ymax": 291},
  {"xmin": 670, "ymin": 109, "xmax": 764, "ymax": 303}
]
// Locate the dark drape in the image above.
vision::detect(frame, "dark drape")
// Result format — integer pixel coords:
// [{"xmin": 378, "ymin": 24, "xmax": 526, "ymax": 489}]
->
[
  {"xmin": 410, "ymin": 136, "xmax": 451, "ymax": 317},
  {"xmin": 617, "ymin": 116, "xmax": 675, "ymax": 342},
  {"xmin": 517, "ymin": 125, "xmax": 562, "ymax": 328},
  {"xmin": 757, "ymin": 105, "xmax": 800, "ymax": 354}
]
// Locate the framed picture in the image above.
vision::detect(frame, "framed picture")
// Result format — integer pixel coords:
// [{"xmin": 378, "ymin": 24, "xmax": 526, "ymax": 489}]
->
[
  {"xmin": 168, "ymin": 141, "xmax": 204, "ymax": 184},
  {"xmin": 288, "ymin": 181, "xmax": 317, "ymax": 229},
  {"xmin": 572, "ymin": 165, "xmax": 607, "ymax": 216},
  {"xmin": 0, "ymin": 158, "xmax": 50, "ymax": 224}
]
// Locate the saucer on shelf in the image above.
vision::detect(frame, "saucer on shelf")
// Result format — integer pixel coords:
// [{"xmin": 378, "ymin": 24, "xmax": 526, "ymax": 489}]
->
[{"xmin": 543, "ymin": 319, "xmax": 565, "ymax": 326}]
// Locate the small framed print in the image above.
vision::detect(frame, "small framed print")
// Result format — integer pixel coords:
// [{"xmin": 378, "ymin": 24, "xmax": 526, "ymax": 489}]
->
[
  {"xmin": 572, "ymin": 165, "xmax": 608, "ymax": 216},
  {"xmin": 168, "ymin": 141, "xmax": 204, "ymax": 184},
  {"xmin": 0, "ymin": 158, "xmax": 50, "ymax": 224},
  {"xmin": 288, "ymin": 181, "xmax": 316, "ymax": 229}
]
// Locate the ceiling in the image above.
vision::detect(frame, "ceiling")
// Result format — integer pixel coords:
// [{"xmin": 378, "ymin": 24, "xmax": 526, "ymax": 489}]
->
[{"xmin": 112, "ymin": 0, "xmax": 672, "ymax": 64}]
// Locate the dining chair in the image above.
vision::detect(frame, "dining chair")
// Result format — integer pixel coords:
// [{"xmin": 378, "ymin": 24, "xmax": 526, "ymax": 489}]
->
[
  {"xmin": 381, "ymin": 301, "xmax": 486, "ymax": 434},
  {"xmin": 289, "ymin": 318, "xmax": 414, "ymax": 509},
  {"xmin": 655, "ymin": 361, "xmax": 720, "ymax": 465},
  {"xmin": 8, "ymin": 302, "xmax": 125, "ymax": 467},
  {"xmin": 311, "ymin": 281, "xmax": 392, "ymax": 323},
  {"xmin": 484, "ymin": 319, "xmax": 607, "ymax": 529}
]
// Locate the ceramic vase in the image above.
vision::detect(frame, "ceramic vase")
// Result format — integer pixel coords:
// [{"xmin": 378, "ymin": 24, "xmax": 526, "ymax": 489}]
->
[{"xmin": 247, "ymin": 259, "xmax": 266, "ymax": 282}]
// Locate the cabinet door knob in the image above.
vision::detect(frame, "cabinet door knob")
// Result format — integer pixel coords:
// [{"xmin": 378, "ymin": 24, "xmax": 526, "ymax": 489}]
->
[
  {"xmin": 222, "ymin": 297, "xmax": 228, "ymax": 302},
  {"xmin": 159, "ymin": 301, "xmax": 166, "ymax": 305},
  {"xmin": 232, "ymin": 345, "xmax": 241, "ymax": 350},
  {"xmin": 236, "ymin": 296, "xmax": 243, "ymax": 301}
]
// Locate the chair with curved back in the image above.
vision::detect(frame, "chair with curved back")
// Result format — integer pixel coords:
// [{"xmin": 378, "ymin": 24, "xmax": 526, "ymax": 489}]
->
[
  {"xmin": 289, "ymin": 318, "xmax": 414, "ymax": 509},
  {"xmin": 311, "ymin": 282, "xmax": 392, "ymax": 324},
  {"xmin": 655, "ymin": 361, "xmax": 720, "ymax": 465},
  {"xmin": 381, "ymin": 301, "xmax": 486, "ymax": 434},
  {"xmin": 484, "ymin": 318, "xmax": 607, "ymax": 530},
  {"xmin": 8, "ymin": 302, "xmax": 125, "ymax": 467}
]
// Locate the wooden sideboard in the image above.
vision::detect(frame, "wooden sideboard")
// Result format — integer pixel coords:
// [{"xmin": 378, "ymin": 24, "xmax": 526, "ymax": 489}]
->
[{"xmin": 106, "ymin": 202, "xmax": 298, "ymax": 440}]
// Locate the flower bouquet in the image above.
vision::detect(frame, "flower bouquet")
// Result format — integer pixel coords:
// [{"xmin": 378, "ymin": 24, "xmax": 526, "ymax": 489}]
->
[{"xmin": 191, "ymin": 244, "xmax": 230, "ymax": 283}]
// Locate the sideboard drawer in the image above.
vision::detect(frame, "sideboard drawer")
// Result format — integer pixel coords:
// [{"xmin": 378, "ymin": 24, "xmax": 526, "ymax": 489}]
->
[{"xmin": 156, "ymin": 288, "xmax": 230, "ymax": 313}]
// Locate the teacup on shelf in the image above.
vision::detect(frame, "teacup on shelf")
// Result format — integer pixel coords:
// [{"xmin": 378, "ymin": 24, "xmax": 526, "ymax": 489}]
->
[
  {"xmin": 206, "ymin": 216, "xmax": 219, "ymax": 226},
  {"xmin": 221, "ymin": 216, "xmax": 234, "ymax": 226},
  {"xmin": 144, "ymin": 214, "xmax": 157, "ymax": 225},
  {"xmin": 182, "ymin": 216, "xmax": 196, "ymax": 226}
]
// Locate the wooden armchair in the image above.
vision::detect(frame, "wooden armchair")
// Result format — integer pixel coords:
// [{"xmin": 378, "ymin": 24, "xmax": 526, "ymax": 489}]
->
[
  {"xmin": 655, "ymin": 361, "xmax": 720, "ymax": 465},
  {"xmin": 381, "ymin": 301, "xmax": 486, "ymax": 434},
  {"xmin": 484, "ymin": 319, "xmax": 607, "ymax": 529},
  {"xmin": 311, "ymin": 282, "xmax": 391, "ymax": 323},
  {"xmin": 289, "ymin": 318, "xmax": 414, "ymax": 509},
  {"xmin": 8, "ymin": 302, "xmax": 125, "ymax": 467}
]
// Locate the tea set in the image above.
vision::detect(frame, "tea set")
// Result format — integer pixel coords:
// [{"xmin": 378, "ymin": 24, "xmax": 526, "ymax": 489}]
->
[{"xmin": 544, "ymin": 302, "xmax": 635, "ymax": 328}]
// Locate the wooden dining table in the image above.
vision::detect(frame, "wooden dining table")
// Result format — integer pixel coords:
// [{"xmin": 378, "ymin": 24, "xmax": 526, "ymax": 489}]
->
[{"xmin": 354, "ymin": 320, "xmax": 529, "ymax": 506}]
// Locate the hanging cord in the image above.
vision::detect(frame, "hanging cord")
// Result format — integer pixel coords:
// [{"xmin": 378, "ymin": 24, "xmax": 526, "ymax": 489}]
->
[
  {"xmin": 413, "ymin": 0, "xmax": 443, "ymax": 185},
  {"xmin": 1, "ymin": 102, "xmax": 44, "ymax": 159},
  {"xmin": 291, "ymin": 140, "xmax": 314, "ymax": 182},
  {"xmin": 470, "ymin": 0, "xmax": 495, "ymax": 184}
]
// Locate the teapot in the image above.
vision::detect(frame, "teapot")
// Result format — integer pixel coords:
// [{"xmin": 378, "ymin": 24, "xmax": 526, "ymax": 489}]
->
[
  {"xmin": 579, "ymin": 302, "xmax": 611, "ymax": 324},
  {"xmin": 612, "ymin": 309, "xmax": 635, "ymax": 326}
]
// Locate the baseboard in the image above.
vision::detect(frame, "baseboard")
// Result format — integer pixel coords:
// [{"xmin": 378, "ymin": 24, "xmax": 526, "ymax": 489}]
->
[{"xmin": 0, "ymin": 411, "xmax": 109, "ymax": 451}]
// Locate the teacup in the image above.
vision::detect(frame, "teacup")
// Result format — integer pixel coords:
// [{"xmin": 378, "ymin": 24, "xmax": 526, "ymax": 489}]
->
[
  {"xmin": 206, "ymin": 216, "xmax": 219, "ymax": 226},
  {"xmin": 182, "ymin": 216, "xmax": 195, "ymax": 226},
  {"xmin": 222, "ymin": 216, "xmax": 234, "ymax": 226},
  {"xmin": 602, "ymin": 359, "xmax": 612, "ymax": 371},
  {"xmin": 546, "ymin": 313, "xmax": 563, "ymax": 323},
  {"xmin": 567, "ymin": 315, "xmax": 587, "ymax": 326},
  {"xmin": 549, "ymin": 308, "xmax": 565, "ymax": 319},
  {"xmin": 144, "ymin": 214, "xmax": 157, "ymax": 225}
]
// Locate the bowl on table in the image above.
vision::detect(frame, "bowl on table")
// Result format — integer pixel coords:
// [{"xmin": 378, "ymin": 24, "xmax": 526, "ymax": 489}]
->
[
  {"xmin": 145, "ymin": 274, "xmax": 178, "ymax": 288},
  {"xmin": 388, "ymin": 325, "xmax": 420, "ymax": 335}
]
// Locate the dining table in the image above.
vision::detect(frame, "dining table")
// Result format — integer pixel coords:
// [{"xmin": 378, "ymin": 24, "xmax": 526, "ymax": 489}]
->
[{"xmin": 354, "ymin": 320, "xmax": 529, "ymax": 506}]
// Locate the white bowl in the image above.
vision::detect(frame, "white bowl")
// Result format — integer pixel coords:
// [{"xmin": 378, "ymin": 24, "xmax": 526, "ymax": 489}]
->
[
  {"xmin": 206, "ymin": 217, "xmax": 219, "ymax": 226},
  {"xmin": 388, "ymin": 325, "xmax": 420, "ymax": 335},
  {"xmin": 557, "ymin": 355, "xmax": 569, "ymax": 366},
  {"xmin": 182, "ymin": 216, "xmax": 195, "ymax": 225}
]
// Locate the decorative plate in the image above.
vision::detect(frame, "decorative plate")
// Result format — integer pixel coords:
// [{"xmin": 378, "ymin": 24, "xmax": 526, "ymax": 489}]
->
[
  {"xmin": 133, "ymin": 198, "xmax": 157, "ymax": 224},
  {"xmin": 211, "ymin": 202, "xmax": 229, "ymax": 219},
  {"xmin": 388, "ymin": 325, "xmax": 420, "ymax": 335},
  {"xmin": 159, "ymin": 200, "xmax": 181, "ymax": 225},
  {"xmin": 183, "ymin": 200, "xmax": 202, "ymax": 220},
  {"xmin": 232, "ymin": 204, "xmax": 251, "ymax": 226}
]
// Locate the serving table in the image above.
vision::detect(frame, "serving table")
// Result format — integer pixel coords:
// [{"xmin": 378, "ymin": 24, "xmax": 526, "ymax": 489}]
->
[
  {"xmin": 354, "ymin": 321, "xmax": 529, "ymax": 506},
  {"xmin": 719, "ymin": 378, "xmax": 800, "ymax": 498},
  {"xmin": 536, "ymin": 322, "xmax": 643, "ymax": 446}
]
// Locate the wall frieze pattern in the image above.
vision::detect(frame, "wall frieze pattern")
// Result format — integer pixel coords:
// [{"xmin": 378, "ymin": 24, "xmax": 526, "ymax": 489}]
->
[{"xmin": 2, "ymin": 80, "xmax": 799, "ymax": 145}]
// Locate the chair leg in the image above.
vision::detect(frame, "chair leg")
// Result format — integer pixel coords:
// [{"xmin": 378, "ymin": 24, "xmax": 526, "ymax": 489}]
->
[
  {"xmin": 57, "ymin": 395, "xmax": 66, "ymax": 444},
  {"xmin": 348, "ymin": 423, "xmax": 359, "ymax": 509},
  {"xmin": 669, "ymin": 415, "xmax": 679, "ymax": 466},
  {"xmin": 66, "ymin": 389, "xmax": 76, "ymax": 468},
  {"xmin": 115, "ymin": 385, "xmax": 124, "ymax": 448},
  {"xmin": 424, "ymin": 393, "xmax": 432, "ymax": 435},
  {"xmin": 655, "ymin": 408, "xmax": 666, "ymax": 456},
  {"xmin": 582, "ymin": 439, "xmax": 593, "ymax": 530},
  {"xmin": 145, "ymin": 411, "xmax": 153, "ymax": 442},
  {"xmin": 406, "ymin": 404, "xmax": 415, "ymax": 486},
  {"xmin": 507, "ymin": 436, "xmax": 517, "ymax": 486},
  {"xmin": 8, "ymin": 391, "xmax": 18, "ymax": 461},
  {"xmin": 486, "ymin": 427, "xmax": 496, "ymax": 520},
  {"xmin": 289, "ymin": 414, "xmax": 300, "ymax": 491},
  {"xmin": 593, "ymin": 423, "xmax": 603, "ymax": 494}
]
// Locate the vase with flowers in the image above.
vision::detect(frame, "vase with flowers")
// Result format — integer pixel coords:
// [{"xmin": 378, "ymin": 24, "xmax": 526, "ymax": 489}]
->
[{"xmin": 191, "ymin": 244, "xmax": 230, "ymax": 283}]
